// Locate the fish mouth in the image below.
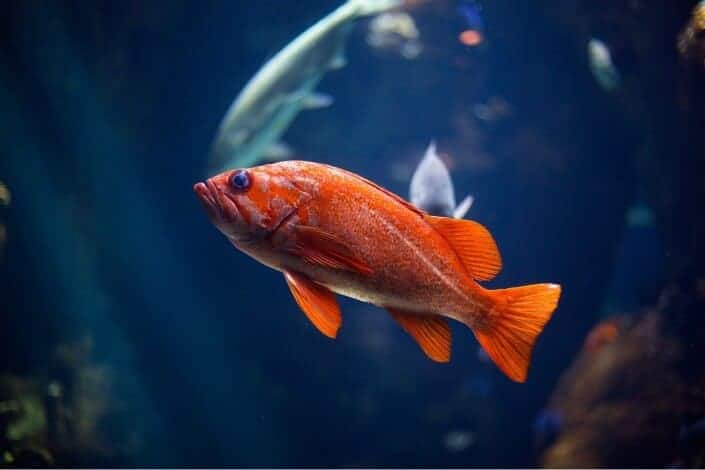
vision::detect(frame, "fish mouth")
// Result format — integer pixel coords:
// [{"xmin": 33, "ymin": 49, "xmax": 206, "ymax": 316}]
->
[
  {"xmin": 193, "ymin": 180, "xmax": 243, "ymax": 227},
  {"xmin": 193, "ymin": 181, "xmax": 222, "ymax": 222}
]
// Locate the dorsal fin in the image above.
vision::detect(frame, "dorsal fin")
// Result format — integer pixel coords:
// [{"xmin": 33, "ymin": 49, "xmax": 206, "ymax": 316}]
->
[
  {"xmin": 386, "ymin": 307, "xmax": 452, "ymax": 362},
  {"xmin": 327, "ymin": 165, "xmax": 425, "ymax": 217},
  {"xmin": 424, "ymin": 215, "xmax": 502, "ymax": 281}
]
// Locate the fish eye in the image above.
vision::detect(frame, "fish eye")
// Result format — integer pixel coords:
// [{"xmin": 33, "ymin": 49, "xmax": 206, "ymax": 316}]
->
[{"xmin": 230, "ymin": 170, "xmax": 251, "ymax": 191}]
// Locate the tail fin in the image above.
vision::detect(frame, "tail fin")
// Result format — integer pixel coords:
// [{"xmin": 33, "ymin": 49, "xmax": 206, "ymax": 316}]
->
[
  {"xmin": 473, "ymin": 283, "xmax": 561, "ymax": 383},
  {"xmin": 352, "ymin": 0, "xmax": 401, "ymax": 16}
]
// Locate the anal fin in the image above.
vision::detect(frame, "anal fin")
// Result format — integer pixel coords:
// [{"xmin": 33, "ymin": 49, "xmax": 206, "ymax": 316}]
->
[
  {"xmin": 386, "ymin": 307, "xmax": 451, "ymax": 362},
  {"xmin": 284, "ymin": 271, "xmax": 341, "ymax": 338}
]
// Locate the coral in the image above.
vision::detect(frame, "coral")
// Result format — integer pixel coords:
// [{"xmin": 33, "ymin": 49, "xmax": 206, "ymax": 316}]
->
[
  {"xmin": 0, "ymin": 337, "xmax": 142, "ymax": 466},
  {"xmin": 540, "ymin": 281, "xmax": 705, "ymax": 467},
  {"xmin": 678, "ymin": 1, "xmax": 705, "ymax": 66}
]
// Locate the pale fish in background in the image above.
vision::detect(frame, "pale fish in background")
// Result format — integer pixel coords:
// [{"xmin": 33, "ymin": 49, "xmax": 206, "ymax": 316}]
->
[
  {"xmin": 443, "ymin": 430, "xmax": 476, "ymax": 453},
  {"xmin": 366, "ymin": 11, "xmax": 423, "ymax": 60},
  {"xmin": 587, "ymin": 38, "xmax": 621, "ymax": 92},
  {"xmin": 410, "ymin": 141, "xmax": 474, "ymax": 219},
  {"xmin": 209, "ymin": 0, "xmax": 400, "ymax": 175}
]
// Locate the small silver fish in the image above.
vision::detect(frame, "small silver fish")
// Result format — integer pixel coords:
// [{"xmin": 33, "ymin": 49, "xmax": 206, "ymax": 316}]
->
[
  {"xmin": 409, "ymin": 141, "xmax": 473, "ymax": 218},
  {"xmin": 210, "ymin": 0, "xmax": 399, "ymax": 175},
  {"xmin": 587, "ymin": 38, "xmax": 620, "ymax": 92}
]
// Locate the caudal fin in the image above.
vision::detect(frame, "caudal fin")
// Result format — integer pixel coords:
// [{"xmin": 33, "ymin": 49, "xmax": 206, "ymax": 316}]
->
[{"xmin": 473, "ymin": 283, "xmax": 561, "ymax": 382}]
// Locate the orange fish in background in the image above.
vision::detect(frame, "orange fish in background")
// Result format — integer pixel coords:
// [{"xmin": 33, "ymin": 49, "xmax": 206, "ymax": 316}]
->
[{"xmin": 194, "ymin": 161, "xmax": 561, "ymax": 382}]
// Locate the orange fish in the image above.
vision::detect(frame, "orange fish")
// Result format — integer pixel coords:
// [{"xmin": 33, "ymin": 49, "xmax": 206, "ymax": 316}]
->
[{"xmin": 194, "ymin": 161, "xmax": 561, "ymax": 382}]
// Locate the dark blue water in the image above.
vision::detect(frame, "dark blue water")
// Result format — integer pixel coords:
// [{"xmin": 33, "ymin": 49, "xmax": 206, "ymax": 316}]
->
[{"xmin": 1, "ymin": 0, "xmax": 703, "ymax": 466}]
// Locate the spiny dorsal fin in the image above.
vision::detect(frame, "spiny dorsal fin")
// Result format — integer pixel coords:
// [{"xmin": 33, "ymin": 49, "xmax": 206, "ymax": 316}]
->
[
  {"xmin": 284, "ymin": 271, "xmax": 342, "ymax": 338},
  {"xmin": 386, "ymin": 307, "xmax": 451, "ymax": 362},
  {"xmin": 326, "ymin": 165, "xmax": 425, "ymax": 217},
  {"xmin": 424, "ymin": 215, "xmax": 502, "ymax": 281}
]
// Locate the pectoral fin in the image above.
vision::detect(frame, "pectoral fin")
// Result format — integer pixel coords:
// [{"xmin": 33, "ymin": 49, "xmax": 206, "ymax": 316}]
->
[
  {"xmin": 302, "ymin": 92, "xmax": 333, "ymax": 109},
  {"xmin": 424, "ymin": 215, "xmax": 502, "ymax": 281},
  {"xmin": 289, "ymin": 226, "xmax": 374, "ymax": 275},
  {"xmin": 284, "ymin": 271, "xmax": 341, "ymax": 338},
  {"xmin": 386, "ymin": 307, "xmax": 451, "ymax": 362}
]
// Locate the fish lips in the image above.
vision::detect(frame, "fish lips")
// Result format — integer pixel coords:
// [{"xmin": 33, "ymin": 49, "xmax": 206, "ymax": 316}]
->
[{"xmin": 193, "ymin": 180, "xmax": 241, "ymax": 227}]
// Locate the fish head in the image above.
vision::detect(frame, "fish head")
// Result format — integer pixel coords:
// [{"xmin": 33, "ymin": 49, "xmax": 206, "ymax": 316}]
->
[{"xmin": 194, "ymin": 163, "xmax": 312, "ymax": 244}]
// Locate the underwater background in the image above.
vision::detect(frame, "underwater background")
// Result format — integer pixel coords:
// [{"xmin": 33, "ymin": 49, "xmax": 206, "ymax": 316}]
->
[{"xmin": 1, "ymin": 0, "xmax": 705, "ymax": 467}]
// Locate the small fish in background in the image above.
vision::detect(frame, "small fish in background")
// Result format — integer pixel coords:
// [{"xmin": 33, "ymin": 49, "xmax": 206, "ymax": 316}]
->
[
  {"xmin": 209, "ymin": 0, "xmax": 400, "ymax": 175},
  {"xmin": 366, "ymin": 11, "xmax": 423, "ymax": 59},
  {"xmin": 409, "ymin": 141, "xmax": 474, "ymax": 218},
  {"xmin": 442, "ymin": 430, "xmax": 475, "ymax": 452},
  {"xmin": 194, "ymin": 161, "xmax": 561, "ymax": 382},
  {"xmin": 457, "ymin": 1, "xmax": 485, "ymax": 47},
  {"xmin": 587, "ymin": 38, "xmax": 621, "ymax": 92}
]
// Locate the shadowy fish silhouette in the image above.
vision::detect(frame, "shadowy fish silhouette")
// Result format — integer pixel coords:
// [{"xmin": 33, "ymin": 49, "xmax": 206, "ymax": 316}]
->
[
  {"xmin": 194, "ymin": 161, "xmax": 561, "ymax": 382},
  {"xmin": 587, "ymin": 38, "xmax": 620, "ymax": 92},
  {"xmin": 209, "ymin": 0, "xmax": 399, "ymax": 175},
  {"xmin": 410, "ymin": 141, "xmax": 473, "ymax": 218}
]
